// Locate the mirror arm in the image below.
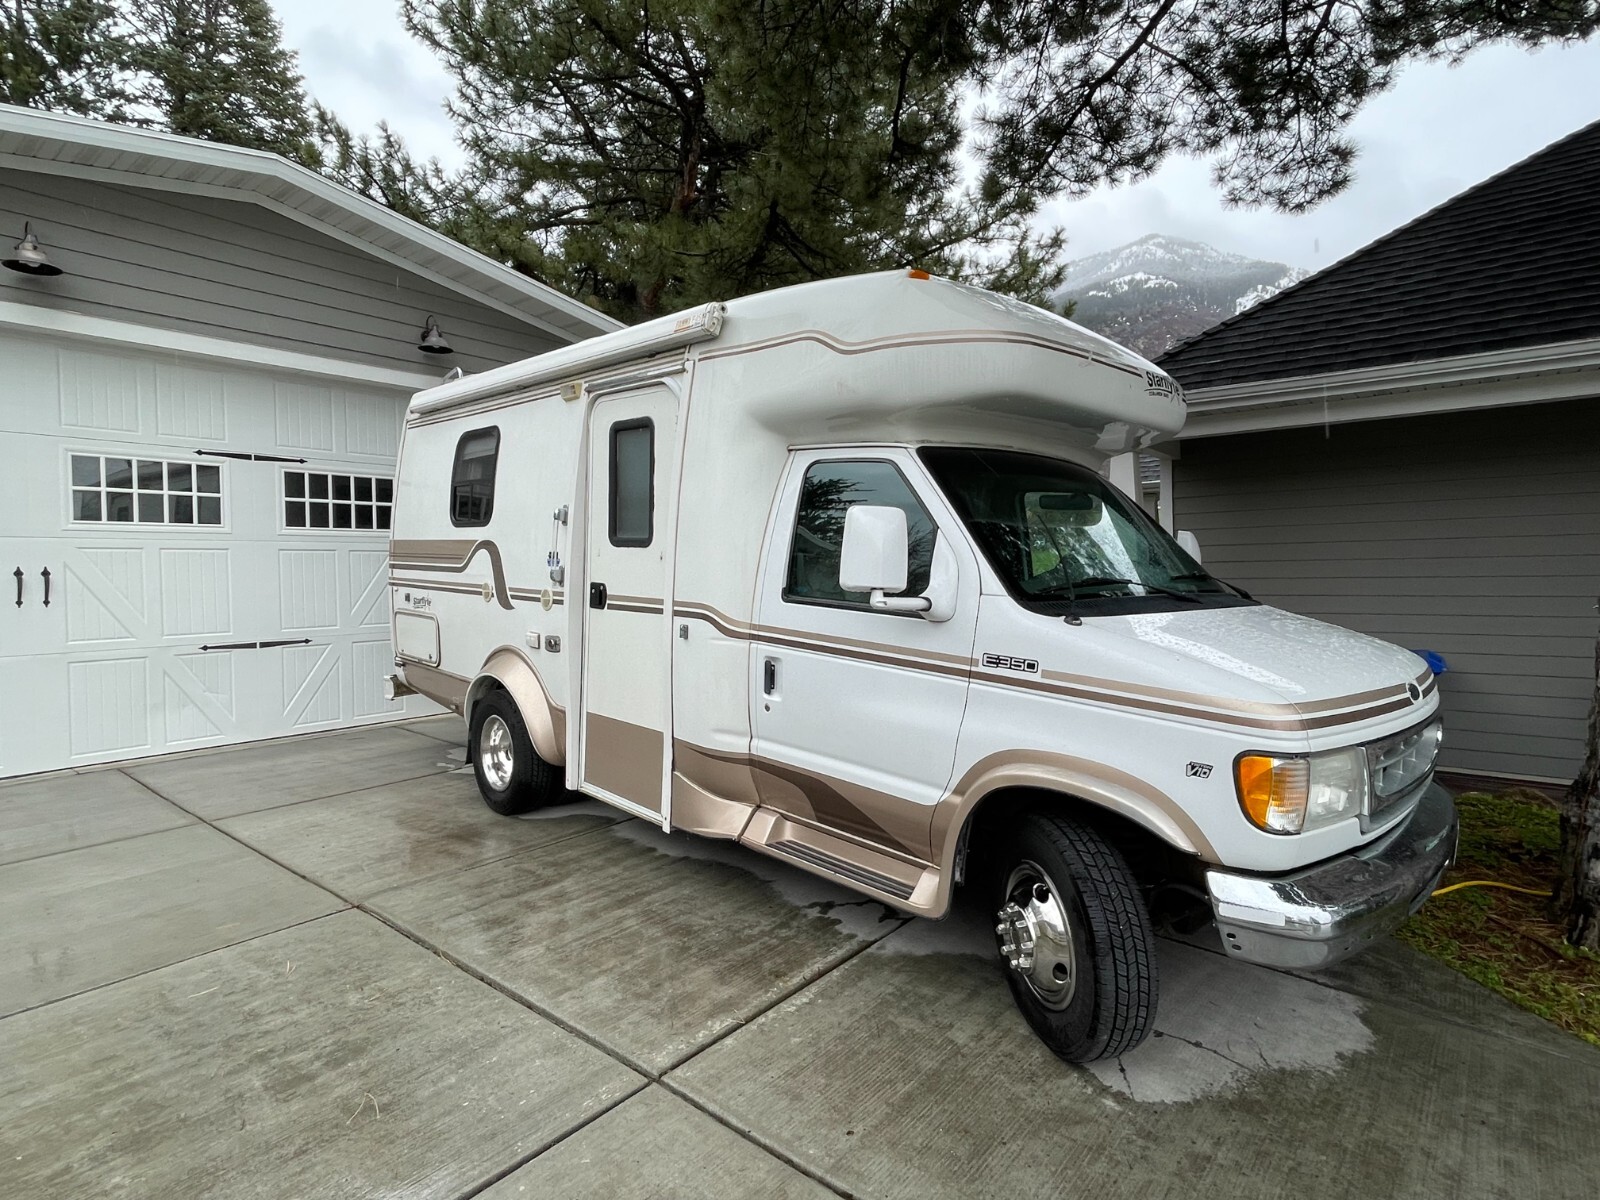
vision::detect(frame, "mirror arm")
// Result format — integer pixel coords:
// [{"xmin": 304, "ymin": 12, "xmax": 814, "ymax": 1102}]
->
[{"xmin": 869, "ymin": 590, "xmax": 932, "ymax": 613}]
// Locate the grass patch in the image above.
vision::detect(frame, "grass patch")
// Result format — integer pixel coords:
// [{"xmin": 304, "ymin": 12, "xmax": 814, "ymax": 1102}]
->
[{"xmin": 1397, "ymin": 790, "xmax": 1600, "ymax": 1048}]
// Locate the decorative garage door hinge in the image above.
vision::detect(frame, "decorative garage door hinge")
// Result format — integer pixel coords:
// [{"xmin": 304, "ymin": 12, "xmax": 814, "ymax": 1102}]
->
[
  {"xmin": 194, "ymin": 450, "xmax": 308, "ymax": 464},
  {"xmin": 198, "ymin": 638, "xmax": 314, "ymax": 652}
]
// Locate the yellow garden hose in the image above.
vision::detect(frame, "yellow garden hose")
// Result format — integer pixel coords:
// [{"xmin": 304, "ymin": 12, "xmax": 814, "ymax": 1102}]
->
[{"xmin": 1432, "ymin": 879, "xmax": 1549, "ymax": 898}]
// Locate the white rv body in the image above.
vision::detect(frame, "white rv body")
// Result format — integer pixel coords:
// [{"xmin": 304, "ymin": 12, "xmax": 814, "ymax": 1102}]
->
[{"xmin": 389, "ymin": 272, "xmax": 1456, "ymax": 1031}]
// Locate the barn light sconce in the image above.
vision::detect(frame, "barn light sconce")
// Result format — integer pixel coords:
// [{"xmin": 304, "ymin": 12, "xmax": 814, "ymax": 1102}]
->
[
  {"xmin": 417, "ymin": 316, "xmax": 453, "ymax": 354},
  {"xmin": 4, "ymin": 223, "xmax": 63, "ymax": 276}
]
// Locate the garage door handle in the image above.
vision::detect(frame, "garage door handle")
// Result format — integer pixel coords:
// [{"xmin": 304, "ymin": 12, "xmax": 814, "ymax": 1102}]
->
[
  {"xmin": 40, "ymin": 567, "xmax": 51, "ymax": 608},
  {"xmin": 589, "ymin": 582, "xmax": 608, "ymax": 609},
  {"xmin": 12, "ymin": 567, "xmax": 20, "ymax": 608}
]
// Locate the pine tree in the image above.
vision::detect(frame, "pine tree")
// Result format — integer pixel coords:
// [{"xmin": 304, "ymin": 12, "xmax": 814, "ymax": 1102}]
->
[
  {"xmin": 1, "ymin": 0, "xmax": 127, "ymax": 116},
  {"xmin": 976, "ymin": 1, "xmax": 1600, "ymax": 212},
  {"xmin": 121, "ymin": 0, "xmax": 319, "ymax": 166},
  {"xmin": 401, "ymin": 0, "xmax": 1064, "ymax": 321}
]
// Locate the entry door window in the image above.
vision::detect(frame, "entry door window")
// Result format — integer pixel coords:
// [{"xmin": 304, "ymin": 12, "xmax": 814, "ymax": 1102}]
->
[
  {"xmin": 785, "ymin": 460, "xmax": 935, "ymax": 607},
  {"xmin": 609, "ymin": 419, "xmax": 654, "ymax": 546}
]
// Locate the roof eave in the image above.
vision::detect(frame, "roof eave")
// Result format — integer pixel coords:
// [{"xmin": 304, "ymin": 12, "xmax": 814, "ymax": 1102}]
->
[
  {"xmin": 0, "ymin": 105, "xmax": 622, "ymax": 341},
  {"xmin": 1177, "ymin": 335, "xmax": 1600, "ymax": 439}
]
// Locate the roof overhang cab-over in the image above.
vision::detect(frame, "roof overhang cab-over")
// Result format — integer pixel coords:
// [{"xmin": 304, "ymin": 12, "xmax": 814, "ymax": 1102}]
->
[{"xmin": 410, "ymin": 271, "xmax": 1189, "ymax": 460}]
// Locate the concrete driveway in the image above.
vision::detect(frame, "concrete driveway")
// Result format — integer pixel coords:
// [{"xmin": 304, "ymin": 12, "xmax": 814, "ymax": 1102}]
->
[{"xmin": 3, "ymin": 717, "xmax": 1598, "ymax": 1199}]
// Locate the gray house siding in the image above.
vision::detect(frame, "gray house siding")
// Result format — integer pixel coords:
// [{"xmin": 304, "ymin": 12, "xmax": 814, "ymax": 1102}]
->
[
  {"xmin": 1, "ymin": 170, "xmax": 566, "ymax": 376},
  {"xmin": 1173, "ymin": 398, "xmax": 1600, "ymax": 782}
]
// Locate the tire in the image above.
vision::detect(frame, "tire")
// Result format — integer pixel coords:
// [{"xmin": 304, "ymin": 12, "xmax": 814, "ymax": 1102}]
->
[
  {"xmin": 992, "ymin": 811, "xmax": 1158, "ymax": 1062},
  {"xmin": 468, "ymin": 690, "xmax": 562, "ymax": 816}
]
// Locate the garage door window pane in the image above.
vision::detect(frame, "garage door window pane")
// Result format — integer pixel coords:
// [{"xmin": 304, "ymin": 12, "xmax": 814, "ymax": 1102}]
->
[
  {"xmin": 70, "ymin": 453, "xmax": 223, "ymax": 527},
  {"xmin": 283, "ymin": 471, "xmax": 393, "ymax": 532}
]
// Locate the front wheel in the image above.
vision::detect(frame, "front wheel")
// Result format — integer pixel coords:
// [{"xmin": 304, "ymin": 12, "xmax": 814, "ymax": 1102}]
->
[
  {"xmin": 469, "ymin": 691, "xmax": 562, "ymax": 815},
  {"xmin": 992, "ymin": 812, "xmax": 1158, "ymax": 1062}
]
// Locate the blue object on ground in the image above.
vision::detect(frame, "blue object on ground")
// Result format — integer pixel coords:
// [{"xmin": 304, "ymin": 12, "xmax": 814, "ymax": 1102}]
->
[{"xmin": 1412, "ymin": 649, "xmax": 1449, "ymax": 676}]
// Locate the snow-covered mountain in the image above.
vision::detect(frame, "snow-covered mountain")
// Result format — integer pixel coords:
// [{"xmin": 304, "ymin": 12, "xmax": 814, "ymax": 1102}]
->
[{"xmin": 1056, "ymin": 235, "xmax": 1308, "ymax": 359}]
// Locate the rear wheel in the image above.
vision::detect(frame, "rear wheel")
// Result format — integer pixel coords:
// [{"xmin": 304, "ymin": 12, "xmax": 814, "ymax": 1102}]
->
[
  {"xmin": 992, "ymin": 811, "xmax": 1157, "ymax": 1062},
  {"xmin": 469, "ymin": 690, "xmax": 562, "ymax": 815}
]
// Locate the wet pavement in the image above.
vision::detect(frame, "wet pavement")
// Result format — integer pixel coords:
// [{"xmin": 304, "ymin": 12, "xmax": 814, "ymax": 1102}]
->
[{"xmin": 2, "ymin": 716, "xmax": 1597, "ymax": 1199}]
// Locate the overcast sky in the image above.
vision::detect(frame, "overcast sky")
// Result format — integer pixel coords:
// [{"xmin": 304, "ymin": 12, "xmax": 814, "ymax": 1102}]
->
[{"xmin": 273, "ymin": 1, "xmax": 1600, "ymax": 273}]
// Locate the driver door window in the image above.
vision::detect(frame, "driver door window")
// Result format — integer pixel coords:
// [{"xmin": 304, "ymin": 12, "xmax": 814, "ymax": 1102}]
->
[{"xmin": 784, "ymin": 460, "xmax": 936, "ymax": 608}]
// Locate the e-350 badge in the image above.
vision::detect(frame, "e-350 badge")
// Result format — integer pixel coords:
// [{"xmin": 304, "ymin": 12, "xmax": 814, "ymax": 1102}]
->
[{"xmin": 981, "ymin": 652, "xmax": 1040, "ymax": 674}]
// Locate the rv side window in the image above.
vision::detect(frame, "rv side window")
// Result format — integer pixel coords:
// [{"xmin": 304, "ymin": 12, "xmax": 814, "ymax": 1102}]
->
[
  {"xmin": 785, "ymin": 460, "xmax": 935, "ymax": 609},
  {"xmin": 609, "ymin": 419, "xmax": 654, "ymax": 546},
  {"xmin": 450, "ymin": 427, "xmax": 499, "ymax": 526}
]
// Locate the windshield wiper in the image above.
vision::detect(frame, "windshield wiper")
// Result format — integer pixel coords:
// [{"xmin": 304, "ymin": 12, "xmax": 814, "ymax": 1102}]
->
[
  {"xmin": 1169, "ymin": 571, "xmax": 1254, "ymax": 601},
  {"xmin": 1037, "ymin": 576, "xmax": 1201, "ymax": 603}
]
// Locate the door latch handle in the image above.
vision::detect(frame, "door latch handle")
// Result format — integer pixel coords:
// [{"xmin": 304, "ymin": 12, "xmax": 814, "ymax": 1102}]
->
[
  {"xmin": 589, "ymin": 582, "xmax": 608, "ymax": 609},
  {"xmin": 40, "ymin": 567, "xmax": 51, "ymax": 608},
  {"xmin": 12, "ymin": 567, "xmax": 21, "ymax": 608},
  {"xmin": 763, "ymin": 657, "xmax": 778, "ymax": 695}
]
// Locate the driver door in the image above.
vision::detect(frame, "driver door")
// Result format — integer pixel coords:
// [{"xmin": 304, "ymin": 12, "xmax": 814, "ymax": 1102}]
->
[{"xmin": 748, "ymin": 449, "xmax": 979, "ymax": 862}]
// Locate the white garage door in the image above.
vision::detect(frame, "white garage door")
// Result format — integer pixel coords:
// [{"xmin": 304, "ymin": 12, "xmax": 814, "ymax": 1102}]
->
[{"xmin": 0, "ymin": 332, "xmax": 433, "ymax": 779}]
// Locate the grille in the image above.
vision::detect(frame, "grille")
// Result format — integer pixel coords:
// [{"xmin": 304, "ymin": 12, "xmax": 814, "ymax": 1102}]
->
[{"xmin": 1366, "ymin": 720, "xmax": 1442, "ymax": 824}]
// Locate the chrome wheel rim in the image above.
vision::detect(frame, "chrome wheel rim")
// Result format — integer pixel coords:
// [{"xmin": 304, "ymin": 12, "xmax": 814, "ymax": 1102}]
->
[
  {"xmin": 995, "ymin": 859, "xmax": 1077, "ymax": 1010},
  {"xmin": 480, "ymin": 714, "xmax": 515, "ymax": 791}
]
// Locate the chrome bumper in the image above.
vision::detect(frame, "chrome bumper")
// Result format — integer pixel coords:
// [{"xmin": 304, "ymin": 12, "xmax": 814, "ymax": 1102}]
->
[{"xmin": 1204, "ymin": 783, "xmax": 1459, "ymax": 970}]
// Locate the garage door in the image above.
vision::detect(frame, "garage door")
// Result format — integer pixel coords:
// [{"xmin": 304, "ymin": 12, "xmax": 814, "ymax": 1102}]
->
[{"xmin": 0, "ymin": 332, "xmax": 434, "ymax": 779}]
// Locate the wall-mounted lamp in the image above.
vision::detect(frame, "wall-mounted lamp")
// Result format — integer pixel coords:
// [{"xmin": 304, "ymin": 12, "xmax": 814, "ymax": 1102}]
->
[
  {"xmin": 417, "ymin": 316, "xmax": 453, "ymax": 354},
  {"xmin": 4, "ymin": 223, "xmax": 63, "ymax": 276}
]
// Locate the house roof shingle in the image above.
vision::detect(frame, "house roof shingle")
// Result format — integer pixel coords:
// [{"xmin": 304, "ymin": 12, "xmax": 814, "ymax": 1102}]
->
[{"xmin": 1157, "ymin": 119, "xmax": 1600, "ymax": 391}]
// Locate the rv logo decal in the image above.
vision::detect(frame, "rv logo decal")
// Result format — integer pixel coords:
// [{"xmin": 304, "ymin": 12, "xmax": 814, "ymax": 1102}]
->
[
  {"xmin": 1185, "ymin": 762, "xmax": 1213, "ymax": 779},
  {"xmin": 1144, "ymin": 370, "xmax": 1184, "ymax": 403},
  {"xmin": 981, "ymin": 653, "xmax": 1040, "ymax": 674}
]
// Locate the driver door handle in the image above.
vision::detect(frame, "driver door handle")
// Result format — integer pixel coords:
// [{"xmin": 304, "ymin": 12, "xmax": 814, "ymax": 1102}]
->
[{"xmin": 589, "ymin": 582, "xmax": 608, "ymax": 609}]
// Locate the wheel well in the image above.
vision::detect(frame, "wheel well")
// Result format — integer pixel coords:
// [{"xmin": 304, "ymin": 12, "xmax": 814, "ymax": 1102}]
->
[
  {"xmin": 463, "ymin": 677, "xmax": 504, "ymax": 726},
  {"xmin": 959, "ymin": 786, "xmax": 1202, "ymax": 899}
]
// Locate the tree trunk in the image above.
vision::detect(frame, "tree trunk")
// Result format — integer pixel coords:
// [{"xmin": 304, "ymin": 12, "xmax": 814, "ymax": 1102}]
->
[{"xmin": 1551, "ymin": 604, "xmax": 1600, "ymax": 950}]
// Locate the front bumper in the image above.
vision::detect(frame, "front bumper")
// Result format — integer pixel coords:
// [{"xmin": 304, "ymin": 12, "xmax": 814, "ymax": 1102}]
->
[{"xmin": 1204, "ymin": 783, "xmax": 1459, "ymax": 970}]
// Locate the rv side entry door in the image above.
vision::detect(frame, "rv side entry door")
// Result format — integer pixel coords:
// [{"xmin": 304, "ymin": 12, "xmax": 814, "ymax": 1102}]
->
[{"xmin": 577, "ymin": 387, "xmax": 677, "ymax": 819}]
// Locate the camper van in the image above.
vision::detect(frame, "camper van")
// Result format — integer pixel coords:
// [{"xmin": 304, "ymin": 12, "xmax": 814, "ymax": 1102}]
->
[{"xmin": 387, "ymin": 270, "xmax": 1457, "ymax": 1063}]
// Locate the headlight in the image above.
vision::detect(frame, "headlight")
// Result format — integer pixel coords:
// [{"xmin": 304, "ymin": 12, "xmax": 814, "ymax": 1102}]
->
[{"xmin": 1236, "ymin": 746, "xmax": 1369, "ymax": 835}]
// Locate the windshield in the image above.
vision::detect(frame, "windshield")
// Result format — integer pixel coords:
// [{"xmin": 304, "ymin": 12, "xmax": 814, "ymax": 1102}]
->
[{"xmin": 919, "ymin": 447, "xmax": 1252, "ymax": 613}]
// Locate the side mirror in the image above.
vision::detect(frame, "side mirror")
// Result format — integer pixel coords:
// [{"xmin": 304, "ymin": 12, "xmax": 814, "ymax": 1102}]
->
[
  {"xmin": 840, "ymin": 505, "xmax": 931, "ymax": 614},
  {"xmin": 1176, "ymin": 529, "xmax": 1202, "ymax": 564}
]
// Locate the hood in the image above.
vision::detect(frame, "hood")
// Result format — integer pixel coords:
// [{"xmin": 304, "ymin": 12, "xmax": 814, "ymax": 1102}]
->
[{"xmin": 1047, "ymin": 604, "xmax": 1437, "ymax": 742}]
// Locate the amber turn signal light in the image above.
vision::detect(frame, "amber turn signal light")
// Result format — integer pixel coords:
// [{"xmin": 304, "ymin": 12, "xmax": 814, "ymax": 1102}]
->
[{"xmin": 1236, "ymin": 754, "xmax": 1310, "ymax": 834}]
